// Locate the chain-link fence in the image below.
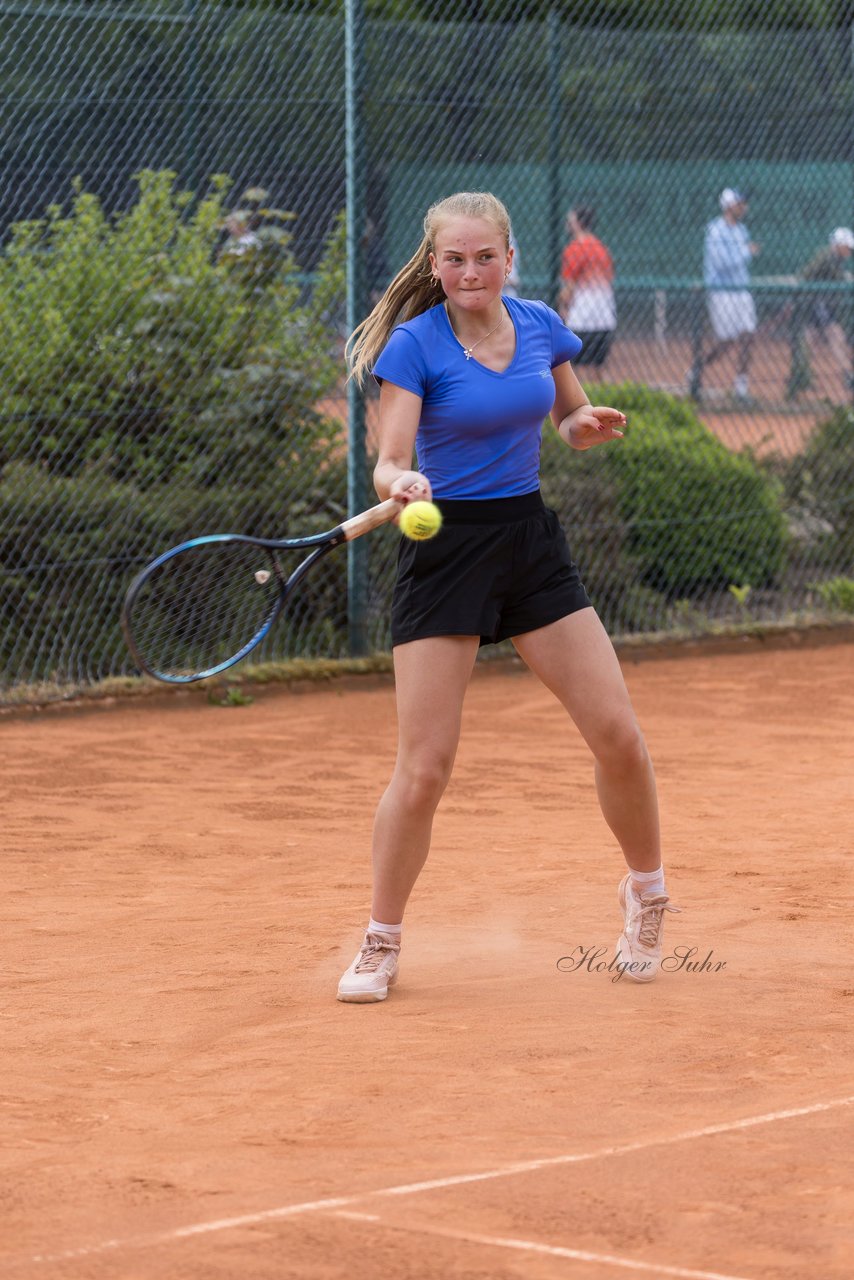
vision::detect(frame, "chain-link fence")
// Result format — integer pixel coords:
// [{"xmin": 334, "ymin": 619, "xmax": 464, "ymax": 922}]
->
[{"xmin": 1, "ymin": 0, "xmax": 852, "ymax": 702}]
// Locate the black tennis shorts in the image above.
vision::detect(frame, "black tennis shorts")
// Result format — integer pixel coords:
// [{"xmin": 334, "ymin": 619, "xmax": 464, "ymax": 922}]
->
[{"xmin": 391, "ymin": 490, "xmax": 591, "ymax": 648}]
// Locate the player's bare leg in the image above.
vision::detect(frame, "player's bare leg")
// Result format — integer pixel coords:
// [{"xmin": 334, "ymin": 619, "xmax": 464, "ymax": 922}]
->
[
  {"xmin": 338, "ymin": 635, "xmax": 478, "ymax": 1001},
  {"xmin": 512, "ymin": 608, "xmax": 660, "ymax": 872},
  {"xmin": 513, "ymin": 608, "xmax": 678, "ymax": 981},
  {"xmin": 371, "ymin": 635, "xmax": 480, "ymax": 923}
]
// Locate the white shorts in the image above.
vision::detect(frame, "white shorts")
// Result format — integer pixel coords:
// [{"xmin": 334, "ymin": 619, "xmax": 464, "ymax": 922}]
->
[{"xmin": 708, "ymin": 291, "xmax": 757, "ymax": 341}]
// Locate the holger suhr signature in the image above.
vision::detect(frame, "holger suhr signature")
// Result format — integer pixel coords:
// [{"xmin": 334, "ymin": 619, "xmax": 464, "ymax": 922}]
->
[{"xmin": 557, "ymin": 945, "xmax": 727, "ymax": 982}]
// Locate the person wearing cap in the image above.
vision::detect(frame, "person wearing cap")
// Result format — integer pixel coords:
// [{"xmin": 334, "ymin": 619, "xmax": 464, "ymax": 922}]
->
[
  {"xmin": 787, "ymin": 227, "xmax": 854, "ymax": 398},
  {"xmin": 688, "ymin": 188, "xmax": 761, "ymax": 402}
]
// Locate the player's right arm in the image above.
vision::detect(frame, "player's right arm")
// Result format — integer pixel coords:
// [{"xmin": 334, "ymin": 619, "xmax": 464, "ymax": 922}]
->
[{"xmin": 373, "ymin": 380, "xmax": 433, "ymax": 504}]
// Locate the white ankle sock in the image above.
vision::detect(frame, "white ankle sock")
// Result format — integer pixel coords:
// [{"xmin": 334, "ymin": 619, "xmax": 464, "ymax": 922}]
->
[
  {"xmin": 629, "ymin": 866, "xmax": 666, "ymax": 897},
  {"xmin": 368, "ymin": 917, "xmax": 402, "ymax": 936}
]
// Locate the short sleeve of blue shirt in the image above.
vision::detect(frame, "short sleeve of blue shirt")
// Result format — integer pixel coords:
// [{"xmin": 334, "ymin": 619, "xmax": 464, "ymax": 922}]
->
[
  {"xmin": 372, "ymin": 326, "xmax": 431, "ymax": 398},
  {"xmin": 545, "ymin": 302, "xmax": 583, "ymax": 365},
  {"xmin": 371, "ymin": 297, "xmax": 583, "ymax": 500}
]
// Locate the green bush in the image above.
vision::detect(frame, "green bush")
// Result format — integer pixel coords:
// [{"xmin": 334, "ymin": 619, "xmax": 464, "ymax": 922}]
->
[
  {"xmin": 0, "ymin": 465, "xmax": 163, "ymax": 680},
  {"xmin": 811, "ymin": 576, "xmax": 854, "ymax": 614},
  {"xmin": 541, "ymin": 384, "xmax": 788, "ymax": 611},
  {"xmin": 0, "ymin": 171, "xmax": 346, "ymax": 489},
  {"xmin": 587, "ymin": 384, "xmax": 788, "ymax": 594},
  {"xmin": 785, "ymin": 406, "xmax": 854, "ymax": 566},
  {"xmin": 0, "ymin": 459, "xmax": 352, "ymax": 685},
  {"xmin": 0, "ymin": 172, "xmax": 355, "ymax": 687},
  {"xmin": 539, "ymin": 424, "xmax": 664, "ymax": 631}
]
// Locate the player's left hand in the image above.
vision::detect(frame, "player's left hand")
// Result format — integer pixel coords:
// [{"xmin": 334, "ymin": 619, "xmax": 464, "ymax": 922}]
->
[{"xmin": 565, "ymin": 405, "xmax": 626, "ymax": 450}]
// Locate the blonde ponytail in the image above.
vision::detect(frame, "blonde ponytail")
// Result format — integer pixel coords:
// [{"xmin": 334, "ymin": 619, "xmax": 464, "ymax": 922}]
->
[
  {"xmin": 346, "ymin": 191, "xmax": 512, "ymax": 388},
  {"xmin": 346, "ymin": 234, "xmax": 442, "ymax": 387}
]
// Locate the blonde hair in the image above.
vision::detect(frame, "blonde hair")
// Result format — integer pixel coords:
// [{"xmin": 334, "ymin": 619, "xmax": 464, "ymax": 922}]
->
[{"xmin": 347, "ymin": 191, "xmax": 512, "ymax": 387}]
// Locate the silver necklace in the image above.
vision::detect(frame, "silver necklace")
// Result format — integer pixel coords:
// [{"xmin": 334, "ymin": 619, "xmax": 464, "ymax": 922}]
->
[{"xmin": 446, "ymin": 303, "xmax": 505, "ymax": 359}]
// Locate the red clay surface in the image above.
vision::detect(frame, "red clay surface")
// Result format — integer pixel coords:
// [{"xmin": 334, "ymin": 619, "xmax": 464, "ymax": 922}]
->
[{"xmin": 3, "ymin": 641, "xmax": 853, "ymax": 1279}]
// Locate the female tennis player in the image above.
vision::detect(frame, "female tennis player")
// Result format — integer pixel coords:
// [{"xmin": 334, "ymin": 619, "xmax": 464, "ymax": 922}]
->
[{"xmin": 338, "ymin": 191, "xmax": 678, "ymax": 1002}]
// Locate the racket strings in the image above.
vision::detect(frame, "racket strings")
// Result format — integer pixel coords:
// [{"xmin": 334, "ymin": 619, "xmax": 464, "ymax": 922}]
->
[{"xmin": 126, "ymin": 541, "xmax": 283, "ymax": 680}]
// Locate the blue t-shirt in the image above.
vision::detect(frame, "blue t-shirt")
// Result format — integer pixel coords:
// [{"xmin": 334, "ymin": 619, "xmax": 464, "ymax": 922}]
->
[{"xmin": 372, "ymin": 296, "xmax": 582, "ymax": 499}]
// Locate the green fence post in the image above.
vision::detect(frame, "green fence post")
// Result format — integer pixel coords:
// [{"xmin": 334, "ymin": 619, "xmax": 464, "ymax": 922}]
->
[
  {"xmin": 689, "ymin": 284, "xmax": 704, "ymax": 399},
  {"xmin": 346, "ymin": 0, "xmax": 369, "ymax": 656},
  {"xmin": 547, "ymin": 8, "xmax": 562, "ymax": 310},
  {"xmin": 182, "ymin": 0, "xmax": 200, "ymax": 195}
]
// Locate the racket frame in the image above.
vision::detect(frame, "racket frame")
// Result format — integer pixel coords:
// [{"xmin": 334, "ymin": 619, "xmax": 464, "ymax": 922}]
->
[{"xmin": 121, "ymin": 497, "xmax": 402, "ymax": 684}]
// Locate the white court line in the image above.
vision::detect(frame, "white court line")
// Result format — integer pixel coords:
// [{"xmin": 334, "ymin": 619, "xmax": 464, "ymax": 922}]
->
[
  {"xmin": 9, "ymin": 1094, "xmax": 853, "ymax": 1270},
  {"xmin": 328, "ymin": 1214, "xmax": 755, "ymax": 1280},
  {"xmin": 370, "ymin": 1094, "xmax": 854, "ymax": 1199}
]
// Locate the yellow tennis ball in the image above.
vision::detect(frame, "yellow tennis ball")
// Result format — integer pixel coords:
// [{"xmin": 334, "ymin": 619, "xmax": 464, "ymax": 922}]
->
[{"xmin": 399, "ymin": 500, "xmax": 442, "ymax": 542}]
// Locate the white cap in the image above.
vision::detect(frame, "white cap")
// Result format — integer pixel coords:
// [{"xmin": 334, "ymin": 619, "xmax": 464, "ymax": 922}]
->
[
  {"xmin": 720, "ymin": 188, "xmax": 747, "ymax": 210},
  {"xmin": 830, "ymin": 227, "xmax": 854, "ymax": 249}
]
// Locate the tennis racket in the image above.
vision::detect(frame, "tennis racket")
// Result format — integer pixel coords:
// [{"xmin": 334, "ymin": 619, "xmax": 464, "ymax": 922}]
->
[{"xmin": 121, "ymin": 497, "xmax": 402, "ymax": 684}]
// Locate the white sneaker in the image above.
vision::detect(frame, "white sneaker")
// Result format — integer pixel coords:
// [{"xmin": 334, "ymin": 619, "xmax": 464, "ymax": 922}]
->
[
  {"xmin": 337, "ymin": 930, "xmax": 400, "ymax": 1003},
  {"xmin": 615, "ymin": 874, "xmax": 681, "ymax": 983}
]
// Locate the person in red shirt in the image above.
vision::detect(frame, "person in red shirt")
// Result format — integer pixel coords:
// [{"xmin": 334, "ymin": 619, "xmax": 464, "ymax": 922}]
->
[{"xmin": 558, "ymin": 206, "xmax": 617, "ymax": 382}]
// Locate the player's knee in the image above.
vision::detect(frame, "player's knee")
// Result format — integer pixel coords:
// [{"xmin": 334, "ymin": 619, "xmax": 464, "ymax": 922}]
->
[
  {"xmin": 397, "ymin": 753, "xmax": 454, "ymax": 809},
  {"xmin": 594, "ymin": 715, "xmax": 648, "ymax": 772}
]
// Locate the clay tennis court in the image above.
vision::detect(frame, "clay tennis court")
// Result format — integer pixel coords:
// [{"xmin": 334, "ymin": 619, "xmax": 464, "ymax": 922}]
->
[{"xmin": 3, "ymin": 634, "xmax": 853, "ymax": 1279}]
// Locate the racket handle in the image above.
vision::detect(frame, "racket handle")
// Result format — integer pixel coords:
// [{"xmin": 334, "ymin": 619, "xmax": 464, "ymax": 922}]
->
[{"xmin": 340, "ymin": 497, "xmax": 403, "ymax": 541}]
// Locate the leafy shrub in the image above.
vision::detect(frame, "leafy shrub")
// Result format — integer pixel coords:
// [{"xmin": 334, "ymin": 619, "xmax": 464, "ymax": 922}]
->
[
  {"xmin": 811, "ymin": 576, "xmax": 854, "ymax": 614},
  {"xmin": 0, "ymin": 173, "xmax": 355, "ymax": 688},
  {"xmin": 0, "ymin": 458, "xmax": 351, "ymax": 685},
  {"xmin": 785, "ymin": 406, "xmax": 854, "ymax": 566},
  {"xmin": 541, "ymin": 384, "xmax": 788, "ymax": 614},
  {"xmin": 539, "ymin": 425, "xmax": 664, "ymax": 631},
  {"xmin": 0, "ymin": 171, "xmax": 346, "ymax": 489},
  {"xmin": 0, "ymin": 465, "xmax": 164, "ymax": 681},
  {"xmin": 588, "ymin": 384, "xmax": 788, "ymax": 594}
]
